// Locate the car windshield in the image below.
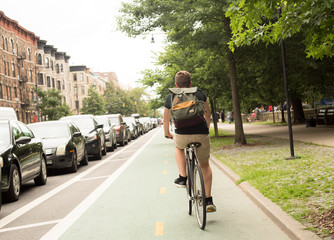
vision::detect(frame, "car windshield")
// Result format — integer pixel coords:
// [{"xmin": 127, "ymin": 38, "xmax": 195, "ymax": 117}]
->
[
  {"xmin": 70, "ymin": 118, "xmax": 95, "ymax": 131},
  {"xmin": 95, "ymin": 117, "xmax": 108, "ymax": 126},
  {"xmin": 0, "ymin": 123, "xmax": 10, "ymax": 146},
  {"xmin": 109, "ymin": 117, "xmax": 120, "ymax": 126},
  {"xmin": 29, "ymin": 124, "xmax": 69, "ymax": 138}
]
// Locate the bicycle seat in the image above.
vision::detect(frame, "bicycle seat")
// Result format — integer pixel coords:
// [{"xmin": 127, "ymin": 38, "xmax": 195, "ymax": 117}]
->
[{"xmin": 187, "ymin": 142, "xmax": 201, "ymax": 148}]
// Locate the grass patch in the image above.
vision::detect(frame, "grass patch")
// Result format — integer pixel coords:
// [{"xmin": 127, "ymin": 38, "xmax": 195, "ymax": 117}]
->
[{"xmin": 210, "ymin": 133, "xmax": 334, "ymax": 239}]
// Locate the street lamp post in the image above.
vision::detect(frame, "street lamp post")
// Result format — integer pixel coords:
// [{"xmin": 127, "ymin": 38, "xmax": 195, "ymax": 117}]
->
[{"xmin": 277, "ymin": 7, "xmax": 298, "ymax": 160}]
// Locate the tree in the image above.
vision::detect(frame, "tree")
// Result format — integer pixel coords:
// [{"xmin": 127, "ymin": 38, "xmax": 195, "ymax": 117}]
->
[
  {"xmin": 118, "ymin": 0, "xmax": 247, "ymax": 143},
  {"xmin": 37, "ymin": 88, "xmax": 72, "ymax": 120},
  {"xmin": 81, "ymin": 86, "xmax": 106, "ymax": 115},
  {"xmin": 226, "ymin": 0, "xmax": 334, "ymax": 59}
]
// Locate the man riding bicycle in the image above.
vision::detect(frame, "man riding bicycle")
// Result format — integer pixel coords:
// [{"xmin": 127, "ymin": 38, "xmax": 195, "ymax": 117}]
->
[{"xmin": 163, "ymin": 70, "xmax": 216, "ymax": 212}]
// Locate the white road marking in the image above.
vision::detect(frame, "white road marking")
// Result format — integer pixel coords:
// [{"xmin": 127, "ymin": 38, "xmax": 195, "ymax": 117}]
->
[
  {"xmin": 41, "ymin": 129, "xmax": 161, "ymax": 240},
  {"xmin": 0, "ymin": 141, "xmax": 131, "ymax": 229},
  {"xmin": 0, "ymin": 220, "xmax": 61, "ymax": 233}
]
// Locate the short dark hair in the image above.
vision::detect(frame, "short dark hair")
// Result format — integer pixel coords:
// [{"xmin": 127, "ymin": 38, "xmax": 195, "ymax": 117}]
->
[{"xmin": 175, "ymin": 71, "xmax": 191, "ymax": 88}]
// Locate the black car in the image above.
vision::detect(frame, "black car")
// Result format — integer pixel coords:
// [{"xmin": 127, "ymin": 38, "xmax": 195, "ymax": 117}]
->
[
  {"xmin": 60, "ymin": 115, "xmax": 106, "ymax": 160},
  {"xmin": 106, "ymin": 114, "xmax": 129, "ymax": 146},
  {"xmin": 0, "ymin": 120, "xmax": 47, "ymax": 202},
  {"xmin": 28, "ymin": 121, "xmax": 88, "ymax": 172},
  {"xmin": 95, "ymin": 115, "xmax": 117, "ymax": 152}
]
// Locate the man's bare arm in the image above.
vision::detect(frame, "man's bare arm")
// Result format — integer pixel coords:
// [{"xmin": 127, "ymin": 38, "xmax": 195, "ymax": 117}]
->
[{"xmin": 163, "ymin": 107, "xmax": 173, "ymax": 139}]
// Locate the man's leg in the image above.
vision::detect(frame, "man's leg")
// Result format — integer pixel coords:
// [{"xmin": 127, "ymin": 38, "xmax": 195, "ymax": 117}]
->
[
  {"xmin": 198, "ymin": 160, "xmax": 212, "ymax": 197},
  {"xmin": 175, "ymin": 146, "xmax": 186, "ymax": 177}
]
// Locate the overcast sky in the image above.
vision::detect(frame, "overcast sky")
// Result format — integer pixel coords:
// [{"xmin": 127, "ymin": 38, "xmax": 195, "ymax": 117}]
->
[{"xmin": 1, "ymin": 0, "xmax": 166, "ymax": 88}]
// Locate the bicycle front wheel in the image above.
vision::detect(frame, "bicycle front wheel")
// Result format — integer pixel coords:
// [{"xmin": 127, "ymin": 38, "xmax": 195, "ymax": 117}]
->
[
  {"xmin": 186, "ymin": 157, "xmax": 193, "ymax": 216},
  {"xmin": 193, "ymin": 164, "xmax": 206, "ymax": 230}
]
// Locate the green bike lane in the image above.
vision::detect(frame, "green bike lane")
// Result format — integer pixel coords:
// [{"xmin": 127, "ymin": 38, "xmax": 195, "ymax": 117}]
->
[{"xmin": 42, "ymin": 128, "xmax": 291, "ymax": 240}]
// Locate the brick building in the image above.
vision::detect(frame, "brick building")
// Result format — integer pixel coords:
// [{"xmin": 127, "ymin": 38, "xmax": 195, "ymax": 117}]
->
[{"xmin": 0, "ymin": 11, "xmax": 39, "ymax": 123}]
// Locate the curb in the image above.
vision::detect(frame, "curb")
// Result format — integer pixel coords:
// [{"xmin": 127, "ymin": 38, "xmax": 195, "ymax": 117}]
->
[{"xmin": 210, "ymin": 155, "xmax": 322, "ymax": 240}]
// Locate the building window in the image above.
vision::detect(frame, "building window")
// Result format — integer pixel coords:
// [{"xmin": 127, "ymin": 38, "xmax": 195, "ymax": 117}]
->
[
  {"xmin": 52, "ymin": 78, "xmax": 55, "ymax": 88},
  {"xmin": 29, "ymin": 70, "xmax": 33, "ymax": 82},
  {"xmin": 62, "ymin": 80, "xmax": 65, "ymax": 90},
  {"xmin": 5, "ymin": 38, "xmax": 8, "ymax": 51},
  {"xmin": 12, "ymin": 63, "xmax": 16, "ymax": 77},
  {"xmin": 37, "ymin": 54, "xmax": 42, "ymax": 65},
  {"xmin": 57, "ymin": 80, "xmax": 61, "ymax": 90},
  {"xmin": 80, "ymin": 73, "xmax": 84, "ymax": 81},
  {"xmin": 73, "ymin": 73, "xmax": 77, "ymax": 81},
  {"xmin": 3, "ymin": 61, "xmax": 6, "ymax": 75},
  {"xmin": 56, "ymin": 64, "xmax": 59, "ymax": 73},
  {"xmin": 14, "ymin": 87, "xmax": 17, "ymax": 98},
  {"xmin": 2, "ymin": 36, "xmax": 4, "ymax": 50},
  {"xmin": 7, "ymin": 62, "xmax": 10, "ymax": 76},
  {"xmin": 81, "ymin": 86, "xmax": 85, "ymax": 95},
  {"xmin": 45, "ymin": 58, "xmax": 49, "ymax": 68},
  {"xmin": 0, "ymin": 84, "xmax": 3, "ymax": 99},
  {"xmin": 74, "ymin": 86, "xmax": 78, "ymax": 95},
  {"xmin": 60, "ymin": 64, "xmax": 63, "ymax": 72},
  {"xmin": 27, "ymin": 48, "xmax": 31, "ymax": 61},
  {"xmin": 10, "ymin": 39, "xmax": 14, "ymax": 53},
  {"xmin": 47, "ymin": 76, "xmax": 51, "ymax": 87},
  {"xmin": 38, "ymin": 73, "xmax": 43, "ymax": 85}
]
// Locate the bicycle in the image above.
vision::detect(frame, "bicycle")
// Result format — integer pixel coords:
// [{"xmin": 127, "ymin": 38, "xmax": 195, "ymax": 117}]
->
[{"xmin": 185, "ymin": 142, "xmax": 206, "ymax": 230}]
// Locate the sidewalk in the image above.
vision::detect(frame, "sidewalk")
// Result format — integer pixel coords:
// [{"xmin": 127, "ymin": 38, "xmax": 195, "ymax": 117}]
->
[
  {"xmin": 42, "ymin": 128, "xmax": 296, "ymax": 240},
  {"xmin": 218, "ymin": 122, "xmax": 334, "ymax": 147}
]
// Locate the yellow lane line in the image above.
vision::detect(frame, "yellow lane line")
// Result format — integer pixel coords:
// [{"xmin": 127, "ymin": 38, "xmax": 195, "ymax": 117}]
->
[
  {"xmin": 163, "ymin": 161, "xmax": 168, "ymax": 164},
  {"xmin": 164, "ymin": 153, "xmax": 168, "ymax": 157},
  {"xmin": 162, "ymin": 170, "xmax": 168, "ymax": 175},
  {"xmin": 154, "ymin": 221, "xmax": 164, "ymax": 236},
  {"xmin": 160, "ymin": 187, "xmax": 166, "ymax": 194}
]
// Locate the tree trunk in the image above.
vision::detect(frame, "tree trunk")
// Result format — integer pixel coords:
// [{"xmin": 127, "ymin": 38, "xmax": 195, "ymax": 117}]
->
[
  {"xmin": 291, "ymin": 98, "xmax": 305, "ymax": 123},
  {"xmin": 227, "ymin": 50, "xmax": 246, "ymax": 145},
  {"xmin": 224, "ymin": 16, "xmax": 246, "ymax": 145},
  {"xmin": 280, "ymin": 102, "xmax": 286, "ymax": 123},
  {"xmin": 210, "ymin": 99, "xmax": 219, "ymax": 137}
]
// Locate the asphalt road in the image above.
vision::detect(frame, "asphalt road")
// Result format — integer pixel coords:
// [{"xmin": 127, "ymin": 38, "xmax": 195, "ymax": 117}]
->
[{"xmin": 0, "ymin": 127, "xmax": 293, "ymax": 239}]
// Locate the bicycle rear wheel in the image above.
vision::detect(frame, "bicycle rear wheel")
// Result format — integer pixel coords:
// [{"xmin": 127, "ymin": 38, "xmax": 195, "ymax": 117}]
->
[{"xmin": 193, "ymin": 164, "xmax": 206, "ymax": 230}]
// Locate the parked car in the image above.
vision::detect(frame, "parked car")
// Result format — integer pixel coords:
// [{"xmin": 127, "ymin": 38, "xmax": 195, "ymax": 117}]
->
[
  {"xmin": 140, "ymin": 117, "xmax": 152, "ymax": 133},
  {"xmin": 105, "ymin": 114, "xmax": 129, "ymax": 146},
  {"xmin": 28, "ymin": 121, "xmax": 88, "ymax": 172},
  {"xmin": 0, "ymin": 120, "xmax": 47, "ymax": 202},
  {"xmin": 60, "ymin": 115, "xmax": 106, "ymax": 160},
  {"xmin": 151, "ymin": 118, "xmax": 158, "ymax": 128},
  {"xmin": 0, "ymin": 107, "xmax": 18, "ymax": 120},
  {"xmin": 95, "ymin": 115, "xmax": 117, "ymax": 152},
  {"xmin": 131, "ymin": 113, "xmax": 144, "ymax": 135},
  {"xmin": 123, "ymin": 116, "xmax": 139, "ymax": 139},
  {"xmin": 0, "ymin": 156, "xmax": 3, "ymax": 209}
]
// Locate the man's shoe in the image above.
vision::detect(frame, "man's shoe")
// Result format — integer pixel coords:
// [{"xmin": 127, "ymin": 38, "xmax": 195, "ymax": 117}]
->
[
  {"xmin": 174, "ymin": 175, "xmax": 187, "ymax": 188},
  {"xmin": 206, "ymin": 197, "xmax": 216, "ymax": 213}
]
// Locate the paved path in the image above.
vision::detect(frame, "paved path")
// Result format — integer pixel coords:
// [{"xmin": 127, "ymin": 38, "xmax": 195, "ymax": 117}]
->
[
  {"xmin": 41, "ymin": 128, "xmax": 292, "ymax": 240},
  {"xmin": 218, "ymin": 123, "xmax": 334, "ymax": 147}
]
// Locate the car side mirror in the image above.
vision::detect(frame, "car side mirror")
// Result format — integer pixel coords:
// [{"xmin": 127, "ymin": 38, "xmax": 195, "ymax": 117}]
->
[
  {"xmin": 16, "ymin": 136, "xmax": 32, "ymax": 144},
  {"xmin": 73, "ymin": 132, "xmax": 82, "ymax": 138}
]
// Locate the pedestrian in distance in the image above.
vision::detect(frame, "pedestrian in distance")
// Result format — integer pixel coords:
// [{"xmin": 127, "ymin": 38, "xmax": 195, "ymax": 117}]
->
[
  {"xmin": 163, "ymin": 70, "xmax": 216, "ymax": 212},
  {"xmin": 227, "ymin": 111, "xmax": 232, "ymax": 124},
  {"xmin": 220, "ymin": 110, "xmax": 225, "ymax": 123}
]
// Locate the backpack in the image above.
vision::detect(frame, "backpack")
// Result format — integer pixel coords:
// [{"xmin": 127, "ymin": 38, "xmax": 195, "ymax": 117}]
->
[{"xmin": 169, "ymin": 87, "xmax": 205, "ymax": 127}]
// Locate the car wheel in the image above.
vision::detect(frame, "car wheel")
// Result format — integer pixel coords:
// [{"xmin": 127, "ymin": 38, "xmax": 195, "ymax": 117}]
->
[
  {"xmin": 80, "ymin": 148, "xmax": 89, "ymax": 166},
  {"xmin": 94, "ymin": 147, "xmax": 103, "ymax": 160},
  {"xmin": 35, "ymin": 157, "xmax": 47, "ymax": 186},
  {"xmin": 102, "ymin": 142, "xmax": 107, "ymax": 156},
  {"xmin": 4, "ymin": 164, "xmax": 21, "ymax": 202},
  {"xmin": 69, "ymin": 151, "xmax": 78, "ymax": 173}
]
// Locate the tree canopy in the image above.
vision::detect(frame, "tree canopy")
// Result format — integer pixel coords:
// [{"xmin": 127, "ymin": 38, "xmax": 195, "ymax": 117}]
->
[{"xmin": 226, "ymin": 0, "xmax": 334, "ymax": 59}]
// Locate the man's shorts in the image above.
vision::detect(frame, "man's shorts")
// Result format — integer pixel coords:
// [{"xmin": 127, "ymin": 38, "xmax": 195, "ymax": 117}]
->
[{"xmin": 174, "ymin": 134, "xmax": 210, "ymax": 162}]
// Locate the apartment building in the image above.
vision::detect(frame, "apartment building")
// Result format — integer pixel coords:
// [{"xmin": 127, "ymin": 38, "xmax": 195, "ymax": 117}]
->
[
  {"xmin": 70, "ymin": 65, "xmax": 106, "ymax": 114},
  {"xmin": 36, "ymin": 40, "xmax": 72, "ymax": 110},
  {"xmin": 0, "ymin": 11, "xmax": 39, "ymax": 123},
  {"xmin": 93, "ymin": 71, "xmax": 119, "ymax": 88}
]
